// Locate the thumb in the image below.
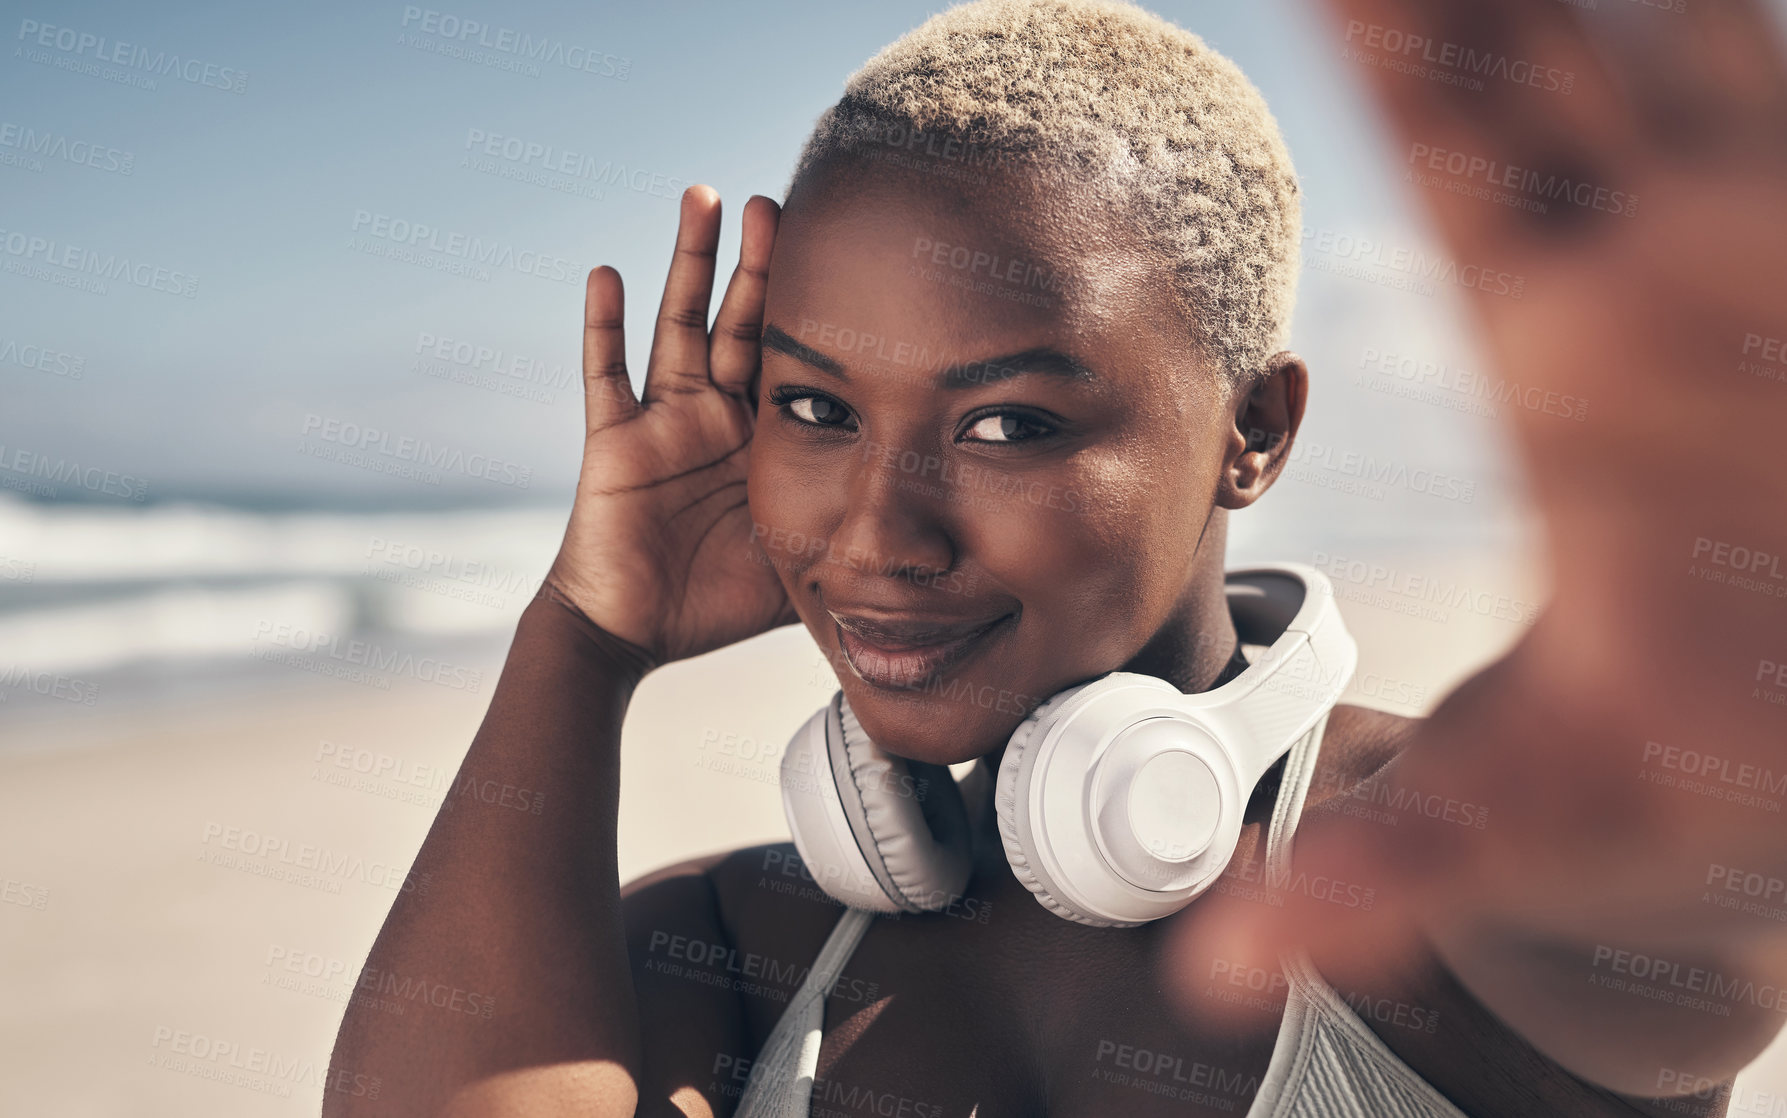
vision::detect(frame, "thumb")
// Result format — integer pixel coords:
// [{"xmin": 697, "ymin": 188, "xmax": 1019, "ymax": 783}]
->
[{"xmin": 1170, "ymin": 801, "xmax": 1437, "ymax": 1026}]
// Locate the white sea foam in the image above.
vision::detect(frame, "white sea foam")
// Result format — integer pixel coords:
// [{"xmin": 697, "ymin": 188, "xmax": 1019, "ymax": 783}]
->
[{"xmin": 0, "ymin": 494, "xmax": 563, "ymax": 677}]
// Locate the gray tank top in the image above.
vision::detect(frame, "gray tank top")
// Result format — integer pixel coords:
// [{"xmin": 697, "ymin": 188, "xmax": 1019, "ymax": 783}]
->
[
  {"xmin": 1243, "ymin": 713, "xmax": 1467, "ymax": 1118},
  {"xmin": 736, "ymin": 713, "xmax": 1466, "ymax": 1118}
]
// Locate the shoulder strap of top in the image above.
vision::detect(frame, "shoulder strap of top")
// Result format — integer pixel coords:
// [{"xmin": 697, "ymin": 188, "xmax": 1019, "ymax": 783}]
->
[
  {"xmin": 1245, "ymin": 713, "xmax": 1471, "ymax": 1118},
  {"xmin": 734, "ymin": 906, "xmax": 877, "ymax": 1118},
  {"xmin": 1264, "ymin": 710, "xmax": 1330, "ymax": 873}
]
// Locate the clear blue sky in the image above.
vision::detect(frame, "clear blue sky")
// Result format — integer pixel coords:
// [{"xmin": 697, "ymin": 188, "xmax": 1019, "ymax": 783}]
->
[{"xmin": 5, "ymin": 0, "xmax": 1479, "ymax": 527}]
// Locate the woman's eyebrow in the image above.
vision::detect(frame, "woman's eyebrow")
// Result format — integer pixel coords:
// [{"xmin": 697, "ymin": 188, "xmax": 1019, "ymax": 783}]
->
[
  {"xmin": 761, "ymin": 323, "xmax": 845, "ymax": 377},
  {"xmin": 761, "ymin": 323, "xmax": 1096, "ymax": 388},
  {"xmin": 939, "ymin": 347, "xmax": 1095, "ymax": 389}
]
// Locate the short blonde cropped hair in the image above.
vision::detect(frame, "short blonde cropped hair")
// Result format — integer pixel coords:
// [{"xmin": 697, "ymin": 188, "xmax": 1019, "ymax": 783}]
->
[{"xmin": 788, "ymin": 0, "xmax": 1301, "ymax": 394}]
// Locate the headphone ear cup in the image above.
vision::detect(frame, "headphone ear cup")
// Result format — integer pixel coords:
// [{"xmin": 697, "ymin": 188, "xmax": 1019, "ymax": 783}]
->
[
  {"xmin": 780, "ymin": 692, "xmax": 972, "ymax": 914},
  {"xmin": 835, "ymin": 696, "xmax": 972, "ymax": 912},
  {"xmin": 781, "ymin": 698, "xmax": 896, "ymax": 912},
  {"xmin": 995, "ymin": 680, "xmax": 1128, "ymax": 928}
]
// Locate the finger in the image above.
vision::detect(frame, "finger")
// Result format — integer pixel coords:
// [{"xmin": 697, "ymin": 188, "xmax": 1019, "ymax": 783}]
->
[
  {"xmin": 709, "ymin": 194, "xmax": 782, "ymax": 402},
  {"xmin": 1316, "ymin": 0, "xmax": 1787, "ymax": 261},
  {"xmin": 1318, "ymin": 0, "xmax": 1634, "ymax": 257},
  {"xmin": 1201, "ymin": 795, "xmax": 1428, "ymax": 983},
  {"xmin": 582, "ymin": 265, "xmax": 639, "ymax": 435},
  {"xmin": 1570, "ymin": 0, "xmax": 1787, "ymax": 159},
  {"xmin": 641, "ymin": 184, "xmax": 723, "ymax": 405}
]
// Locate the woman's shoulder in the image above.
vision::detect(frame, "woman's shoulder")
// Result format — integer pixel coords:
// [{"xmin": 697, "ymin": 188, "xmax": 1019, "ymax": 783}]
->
[
  {"xmin": 1304, "ymin": 702, "xmax": 1424, "ymax": 808},
  {"xmin": 621, "ymin": 841, "xmax": 849, "ymax": 956},
  {"xmin": 622, "ymin": 841, "xmax": 825, "ymax": 903}
]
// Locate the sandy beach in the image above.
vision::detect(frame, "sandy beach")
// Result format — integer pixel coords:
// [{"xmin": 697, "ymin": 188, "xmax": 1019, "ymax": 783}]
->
[{"xmin": 4, "ymin": 550, "xmax": 1784, "ymax": 1116}]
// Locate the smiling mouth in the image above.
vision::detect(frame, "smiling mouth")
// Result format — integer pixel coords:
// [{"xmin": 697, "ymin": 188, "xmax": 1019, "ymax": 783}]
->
[{"xmin": 831, "ymin": 612, "xmax": 1012, "ymax": 691}]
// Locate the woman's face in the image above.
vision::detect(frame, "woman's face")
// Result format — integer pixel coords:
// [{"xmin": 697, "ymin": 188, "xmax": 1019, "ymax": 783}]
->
[{"xmin": 747, "ymin": 159, "xmax": 1259, "ymax": 764}]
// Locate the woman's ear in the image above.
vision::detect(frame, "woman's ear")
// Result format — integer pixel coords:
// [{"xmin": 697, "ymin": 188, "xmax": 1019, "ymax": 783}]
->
[{"xmin": 1216, "ymin": 352, "xmax": 1308, "ymax": 510}]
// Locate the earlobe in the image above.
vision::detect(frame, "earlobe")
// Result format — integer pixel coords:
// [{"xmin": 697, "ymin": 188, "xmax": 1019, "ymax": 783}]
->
[{"xmin": 1217, "ymin": 352, "xmax": 1308, "ymax": 511}]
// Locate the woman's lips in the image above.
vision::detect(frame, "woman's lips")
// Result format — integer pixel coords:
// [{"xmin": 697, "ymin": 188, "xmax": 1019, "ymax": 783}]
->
[{"xmin": 831, "ymin": 612, "xmax": 1011, "ymax": 690}]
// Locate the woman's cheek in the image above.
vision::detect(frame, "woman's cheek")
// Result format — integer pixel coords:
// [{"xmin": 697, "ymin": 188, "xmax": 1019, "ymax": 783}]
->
[{"xmin": 745, "ymin": 444, "xmax": 827, "ymax": 576}]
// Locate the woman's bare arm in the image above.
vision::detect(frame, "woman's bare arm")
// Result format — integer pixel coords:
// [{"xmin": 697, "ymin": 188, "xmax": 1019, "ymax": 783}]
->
[
  {"xmin": 327, "ymin": 186, "xmax": 801, "ymax": 1115},
  {"xmin": 1207, "ymin": 0, "xmax": 1787, "ymax": 1095},
  {"xmin": 324, "ymin": 588, "xmax": 654, "ymax": 1116}
]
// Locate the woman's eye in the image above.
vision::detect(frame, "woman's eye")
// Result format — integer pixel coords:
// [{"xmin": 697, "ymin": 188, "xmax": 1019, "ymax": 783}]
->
[
  {"xmin": 786, "ymin": 394, "xmax": 853, "ymax": 427},
  {"xmin": 963, "ymin": 412, "xmax": 1051, "ymax": 443}
]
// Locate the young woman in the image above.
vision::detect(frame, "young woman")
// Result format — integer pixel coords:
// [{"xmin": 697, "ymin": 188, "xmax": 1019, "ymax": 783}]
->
[{"xmin": 327, "ymin": 0, "xmax": 1787, "ymax": 1114}]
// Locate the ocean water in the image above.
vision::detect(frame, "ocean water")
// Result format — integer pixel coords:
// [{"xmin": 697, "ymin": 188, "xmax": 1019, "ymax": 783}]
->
[
  {"xmin": 0, "ymin": 494, "xmax": 566, "ymax": 731},
  {"xmin": 0, "ymin": 482, "xmax": 1535, "ymax": 738}
]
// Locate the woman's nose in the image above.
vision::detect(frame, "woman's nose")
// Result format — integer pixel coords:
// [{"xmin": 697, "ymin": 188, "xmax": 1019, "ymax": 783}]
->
[{"xmin": 824, "ymin": 441, "xmax": 957, "ymax": 582}]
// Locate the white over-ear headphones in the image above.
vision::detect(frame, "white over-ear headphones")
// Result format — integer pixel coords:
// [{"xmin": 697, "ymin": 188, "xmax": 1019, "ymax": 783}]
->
[{"xmin": 778, "ymin": 563, "xmax": 1356, "ymax": 927}]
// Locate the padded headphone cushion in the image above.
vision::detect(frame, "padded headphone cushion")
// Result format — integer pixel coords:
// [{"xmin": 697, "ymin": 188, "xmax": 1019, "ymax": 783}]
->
[
  {"xmin": 995, "ymin": 681, "xmax": 1126, "ymax": 928},
  {"xmin": 838, "ymin": 696, "xmax": 971, "ymax": 911}
]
